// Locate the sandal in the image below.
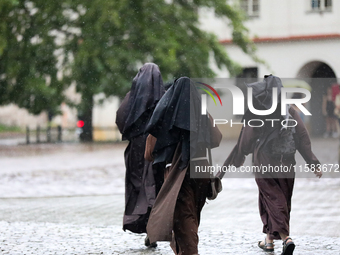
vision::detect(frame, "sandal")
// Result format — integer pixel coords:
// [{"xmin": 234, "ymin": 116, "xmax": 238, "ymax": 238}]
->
[
  {"xmin": 258, "ymin": 238, "xmax": 274, "ymax": 252},
  {"xmin": 281, "ymin": 237, "xmax": 295, "ymax": 255}
]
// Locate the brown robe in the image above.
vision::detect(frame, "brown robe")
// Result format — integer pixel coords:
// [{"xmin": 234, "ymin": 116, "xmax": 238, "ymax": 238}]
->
[
  {"xmin": 116, "ymin": 63, "xmax": 164, "ymax": 233},
  {"xmin": 224, "ymin": 107, "xmax": 320, "ymax": 240},
  {"xmin": 146, "ymin": 120, "xmax": 222, "ymax": 255},
  {"xmin": 117, "ymin": 92, "xmax": 157, "ymax": 233},
  {"xmin": 123, "ymin": 134, "xmax": 163, "ymax": 233}
]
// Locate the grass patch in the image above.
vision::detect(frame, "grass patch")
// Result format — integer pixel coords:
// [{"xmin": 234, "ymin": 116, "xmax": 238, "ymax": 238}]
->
[{"xmin": 0, "ymin": 124, "xmax": 23, "ymax": 133}]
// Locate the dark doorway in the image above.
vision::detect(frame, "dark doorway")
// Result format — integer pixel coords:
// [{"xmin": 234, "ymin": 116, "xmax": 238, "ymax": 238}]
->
[{"xmin": 236, "ymin": 67, "xmax": 258, "ymax": 82}]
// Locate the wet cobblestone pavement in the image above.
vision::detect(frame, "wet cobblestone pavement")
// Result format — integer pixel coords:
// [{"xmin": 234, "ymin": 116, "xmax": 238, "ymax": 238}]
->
[
  {"xmin": 0, "ymin": 139, "xmax": 339, "ymax": 254},
  {"xmin": 1, "ymin": 220, "xmax": 339, "ymax": 255}
]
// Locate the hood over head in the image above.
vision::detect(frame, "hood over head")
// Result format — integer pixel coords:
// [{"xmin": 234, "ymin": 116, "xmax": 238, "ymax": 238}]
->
[
  {"xmin": 146, "ymin": 77, "xmax": 213, "ymax": 169},
  {"xmin": 116, "ymin": 63, "xmax": 164, "ymax": 140},
  {"xmin": 243, "ymin": 74, "xmax": 285, "ymax": 122}
]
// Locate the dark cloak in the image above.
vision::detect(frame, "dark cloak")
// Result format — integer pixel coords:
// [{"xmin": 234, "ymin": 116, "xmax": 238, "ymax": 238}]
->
[
  {"xmin": 224, "ymin": 76, "xmax": 320, "ymax": 240},
  {"xmin": 145, "ymin": 77, "xmax": 213, "ymax": 169},
  {"xmin": 247, "ymin": 74, "xmax": 283, "ymax": 111},
  {"xmin": 146, "ymin": 77, "xmax": 222, "ymax": 251},
  {"xmin": 117, "ymin": 63, "xmax": 164, "ymax": 141},
  {"xmin": 243, "ymin": 74, "xmax": 286, "ymax": 123},
  {"xmin": 116, "ymin": 91, "xmax": 130, "ymax": 134},
  {"xmin": 115, "ymin": 63, "xmax": 165, "ymax": 233}
]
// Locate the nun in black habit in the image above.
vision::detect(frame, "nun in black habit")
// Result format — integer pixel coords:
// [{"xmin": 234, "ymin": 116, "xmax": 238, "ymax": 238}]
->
[
  {"xmin": 223, "ymin": 75, "xmax": 322, "ymax": 255},
  {"xmin": 145, "ymin": 77, "xmax": 222, "ymax": 255},
  {"xmin": 116, "ymin": 63, "xmax": 165, "ymax": 241}
]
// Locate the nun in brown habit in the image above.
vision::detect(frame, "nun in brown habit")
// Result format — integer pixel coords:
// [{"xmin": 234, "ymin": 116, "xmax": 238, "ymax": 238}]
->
[
  {"xmin": 223, "ymin": 75, "xmax": 322, "ymax": 255},
  {"xmin": 144, "ymin": 77, "xmax": 222, "ymax": 255},
  {"xmin": 115, "ymin": 63, "xmax": 165, "ymax": 244}
]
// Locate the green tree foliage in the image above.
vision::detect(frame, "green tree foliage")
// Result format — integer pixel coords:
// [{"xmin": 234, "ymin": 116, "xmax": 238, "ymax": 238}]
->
[
  {"xmin": 1, "ymin": 0, "xmax": 257, "ymax": 140},
  {"xmin": 63, "ymin": 0, "xmax": 256, "ymax": 140},
  {"xmin": 65, "ymin": 0, "xmax": 256, "ymax": 96},
  {"xmin": 0, "ymin": 0, "xmax": 69, "ymax": 116}
]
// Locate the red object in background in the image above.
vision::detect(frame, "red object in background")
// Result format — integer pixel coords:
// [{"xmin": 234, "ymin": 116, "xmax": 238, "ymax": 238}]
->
[
  {"xmin": 77, "ymin": 120, "xmax": 84, "ymax": 128},
  {"xmin": 331, "ymin": 84, "xmax": 340, "ymax": 101}
]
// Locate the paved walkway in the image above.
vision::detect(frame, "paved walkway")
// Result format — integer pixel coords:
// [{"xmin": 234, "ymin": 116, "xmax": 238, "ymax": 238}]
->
[{"xmin": 0, "ymin": 139, "xmax": 339, "ymax": 254}]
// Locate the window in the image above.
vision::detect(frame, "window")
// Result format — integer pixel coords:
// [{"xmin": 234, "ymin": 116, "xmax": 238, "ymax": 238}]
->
[
  {"xmin": 325, "ymin": 0, "xmax": 332, "ymax": 9},
  {"xmin": 311, "ymin": 0, "xmax": 320, "ymax": 9},
  {"xmin": 241, "ymin": 0, "xmax": 260, "ymax": 17},
  {"xmin": 310, "ymin": 0, "xmax": 332, "ymax": 11},
  {"xmin": 237, "ymin": 67, "xmax": 258, "ymax": 81}
]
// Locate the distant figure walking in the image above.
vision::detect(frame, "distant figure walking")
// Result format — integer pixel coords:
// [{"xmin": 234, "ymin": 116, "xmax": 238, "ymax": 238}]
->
[
  {"xmin": 116, "ymin": 63, "xmax": 165, "ymax": 246},
  {"xmin": 323, "ymin": 86, "xmax": 338, "ymax": 138}
]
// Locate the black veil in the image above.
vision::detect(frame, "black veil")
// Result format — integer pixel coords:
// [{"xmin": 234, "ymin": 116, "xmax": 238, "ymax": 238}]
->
[
  {"xmin": 243, "ymin": 74, "xmax": 285, "ymax": 122},
  {"xmin": 145, "ymin": 77, "xmax": 212, "ymax": 169},
  {"xmin": 116, "ymin": 63, "xmax": 164, "ymax": 140}
]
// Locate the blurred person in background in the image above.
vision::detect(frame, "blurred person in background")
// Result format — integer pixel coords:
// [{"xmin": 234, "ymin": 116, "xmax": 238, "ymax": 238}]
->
[
  {"xmin": 333, "ymin": 84, "xmax": 340, "ymax": 130},
  {"xmin": 116, "ymin": 63, "xmax": 165, "ymax": 247},
  {"xmin": 322, "ymin": 86, "xmax": 338, "ymax": 138}
]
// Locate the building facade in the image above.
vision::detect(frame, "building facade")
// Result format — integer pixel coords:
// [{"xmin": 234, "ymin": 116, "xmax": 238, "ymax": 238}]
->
[{"xmin": 200, "ymin": 0, "xmax": 340, "ymax": 135}]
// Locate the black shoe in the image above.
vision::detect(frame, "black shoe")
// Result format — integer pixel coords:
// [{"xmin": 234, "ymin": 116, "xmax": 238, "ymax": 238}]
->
[
  {"xmin": 281, "ymin": 237, "xmax": 295, "ymax": 255},
  {"xmin": 145, "ymin": 235, "xmax": 157, "ymax": 248}
]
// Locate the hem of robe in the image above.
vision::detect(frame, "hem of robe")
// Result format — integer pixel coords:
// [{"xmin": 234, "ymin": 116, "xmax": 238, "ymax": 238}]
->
[
  {"xmin": 256, "ymin": 177, "xmax": 292, "ymax": 241},
  {"xmin": 123, "ymin": 135, "xmax": 159, "ymax": 234},
  {"xmin": 123, "ymin": 212, "xmax": 150, "ymax": 234},
  {"xmin": 146, "ymin": 144, "xmax": 188, "ymax": 243},
  {"xmin": 264, "ymin": 229, "xmax": 289, "ymax": 241},
  {"xmin": 146, "ymin": 167, "xmax": 187, "ymax": 243}
]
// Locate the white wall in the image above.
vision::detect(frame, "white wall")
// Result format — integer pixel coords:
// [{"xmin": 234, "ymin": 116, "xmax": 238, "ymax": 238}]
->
[
  {"xmin": 93, "ymin": 94, "xmax": 120, "ymax": 128},
  {"xmin": 0, "ymin": 104, "xmax": 47, "ymax": 129},
  {"xmin": 92, "ymin": 94, "xmax": 121, "ymax": 141},
  {"xmin": 221, "ymin": 39, "xmax": 340, "ymax": 78},
  {"xmin": 200, "ymin": 0, "xmax": 340, "ymax": 40},
  {"xmin": 200, "ymin": 0, "xmax": 340, "ymax": 137},
  {"xmin": 243, "ymin": 0, "xmax": 340, "ymax": 38}
]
